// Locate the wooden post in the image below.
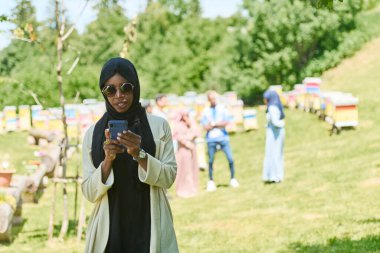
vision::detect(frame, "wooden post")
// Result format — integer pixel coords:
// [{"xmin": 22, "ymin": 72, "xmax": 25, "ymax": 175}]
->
[
  {"xmin": 76, "ymin": 192, "xmax": 86, "ymax": 242},
  {"xmin": 47, "ymin": 182, "xmax": 57, "ymax": 240},
  {"xmin": 59, "ymin": 182, "xmax": 69, "ymax": 240},
  {"xmin": 48, "ymin": 0, "xmax": 89, "ymax": 240}
]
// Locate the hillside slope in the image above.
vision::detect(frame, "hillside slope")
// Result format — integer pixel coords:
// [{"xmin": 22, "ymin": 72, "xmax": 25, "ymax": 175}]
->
[{"xmin": 170, "ymin": 36, "xmax": 380, "ymax": 252}]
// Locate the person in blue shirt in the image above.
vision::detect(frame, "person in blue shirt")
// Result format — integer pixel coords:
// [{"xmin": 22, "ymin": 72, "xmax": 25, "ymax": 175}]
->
[
  {"xmin": 201, "ymin": 90, "xmax": 239, "ymax": 191},
  {"xmin": 262, "ymin": 89, "xmax": 285, "ymax": 183}
]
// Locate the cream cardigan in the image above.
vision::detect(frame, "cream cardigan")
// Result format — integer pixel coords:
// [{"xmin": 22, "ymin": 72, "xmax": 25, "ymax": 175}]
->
[{"xmin": 81, "ymin": 114, "xmax": 179, "ymax": 253}]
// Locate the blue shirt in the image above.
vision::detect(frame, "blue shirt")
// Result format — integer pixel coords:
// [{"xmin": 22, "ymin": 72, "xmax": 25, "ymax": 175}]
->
[{"xmin": 201, "ymin": 105, "xmax": 230, "ymax": 142}]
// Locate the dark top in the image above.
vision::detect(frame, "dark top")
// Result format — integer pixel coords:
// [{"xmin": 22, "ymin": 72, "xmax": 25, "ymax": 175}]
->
[{"xmin": 104, "ymin": 153, "xmax": 151, "ymax": 253}]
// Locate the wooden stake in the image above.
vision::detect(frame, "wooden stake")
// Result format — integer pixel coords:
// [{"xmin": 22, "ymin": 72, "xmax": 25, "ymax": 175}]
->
[{"xmin": 47, "ymin": 182, "xmax": 57, "ymax": 240}]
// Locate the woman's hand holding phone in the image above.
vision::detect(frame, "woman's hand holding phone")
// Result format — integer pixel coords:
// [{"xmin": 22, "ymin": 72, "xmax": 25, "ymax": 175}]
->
[
  {"xmin": 103, "ymin": 129, "xmax": 125, "ymax": 161},
  {"xmin": 116, "ymin": 130, "xmax": 141, "ymax": 159}
]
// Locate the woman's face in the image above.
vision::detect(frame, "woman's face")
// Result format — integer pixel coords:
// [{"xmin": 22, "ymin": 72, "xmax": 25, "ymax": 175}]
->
[{"xmin": 103, "ymin": 73, "xmax": 134, "ymax": 113}]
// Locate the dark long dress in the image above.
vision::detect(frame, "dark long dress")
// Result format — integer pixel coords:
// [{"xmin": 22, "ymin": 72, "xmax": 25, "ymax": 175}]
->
[{"xmin": 104, "ymin": 154, "xmax": 151, "ymax": 253}]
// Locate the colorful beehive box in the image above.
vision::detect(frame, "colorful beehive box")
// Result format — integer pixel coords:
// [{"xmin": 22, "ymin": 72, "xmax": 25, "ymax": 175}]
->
[
  {"xmin": 19, "ymin": 105, "xmax": 31, "ymax": 131},
  {"xmin": 89, "ymin": 102, "xmax": 106, "ymax": 122},
  {"xmin": 283, "ymin": 91, "xmax": 297, "ymax": 109},
  {"xmin": 303, "ymin": 77, "xmax": 321, "ymax": 112},
  {"xmin": 329, "ymin": 94, "xmax": 359, "ymax": 128},
  {"xmin": 47, "ymin": 107, "xmax": 63, "ymax": 132},
  {"xmin": 65, "ymin": 104, "xmax": 80, "ymax": 145},
  {"xmin": 310, "ymin": 93, "xmax": 322, "ymax": 113},
  {"xmin": 223, "ymin": 91, "xmax": 238, "ymax": 103},
  {"xmin": 194, "ymin": 96, "xmax": 207, "ymax": 121},
  {"xmin": 228, "ymin": 100, "xmax": 244, "ymax": 124},
  {"xmin": 78, "ymin": 104, "xmax": 93, "ymax": 138},
  {"xmin": 320, "ymin": 91, "xmax": 342, "ymax": 119},
  {"xmin": 294, "ymin": 84, "xmax": 306, "ymax": 110},
  {"xmin": 31, "ymin": 105, "xmax": 45, "ymax": 130},
  {"xmin": 243, "ymin": 109, "xmax": 258, "ymax": 131},
  {"xmin": 4, "ymin": 106, "xmax": 18, "ymax": 132}
]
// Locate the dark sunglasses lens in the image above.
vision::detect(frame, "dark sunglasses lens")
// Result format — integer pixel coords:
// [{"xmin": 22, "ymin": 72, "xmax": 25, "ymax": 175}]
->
[
  {"xmin": 103, "ymin": 85, "xmax": 117, "ymax": 97},
  {"xmin": 121, "ymin": 83, "xmax": 133, "ymax": 93}
]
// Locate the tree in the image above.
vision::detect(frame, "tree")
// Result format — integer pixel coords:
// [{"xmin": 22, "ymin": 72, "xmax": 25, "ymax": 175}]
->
[
  {"xmin": 11, "ymin": 0, "xmax": 38, "ymax": 28},
  {"xmin": 226, "ymin": 0, "xmax": 365, "ymax": 102},
  {"xmin": 75, "ymin": 2, "xmax": 127, "ymax": 65}
]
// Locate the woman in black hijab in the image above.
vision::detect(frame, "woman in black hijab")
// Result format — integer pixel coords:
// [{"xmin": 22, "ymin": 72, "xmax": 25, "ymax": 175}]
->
[{"xmin": 81, "ymin": 57, "xmax": 179, "ymax": 253}]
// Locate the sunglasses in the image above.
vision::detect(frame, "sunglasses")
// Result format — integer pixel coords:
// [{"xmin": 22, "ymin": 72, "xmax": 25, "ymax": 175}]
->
[{"xmin": 101, "ymin": 82, "xmax": 134, "ymax": 97}]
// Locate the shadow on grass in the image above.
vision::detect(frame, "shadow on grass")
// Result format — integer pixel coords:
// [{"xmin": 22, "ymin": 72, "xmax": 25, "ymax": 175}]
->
[
  {"xmin": 53, "ymin": 219, "xmax": 78, "ymax": 238},
  {"xmin": 35, "ymin": 187, "xmax": 45, "ymax": 203},
  {"xmin": 358, "ymin": 218, "xmax": 380, "ymax": 224},
  {"xmin": 286, "ymin": 235, "xmax": 380, "ymax": 253},
  {"xmin": 0, "ymin": 218, "xmax": 27, "ymax": 246}
]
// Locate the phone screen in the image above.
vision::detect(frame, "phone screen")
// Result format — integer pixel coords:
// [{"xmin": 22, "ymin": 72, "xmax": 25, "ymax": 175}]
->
[{"xmin": 108, "ymin": 120, "xmax": 128, "ymax": 140}]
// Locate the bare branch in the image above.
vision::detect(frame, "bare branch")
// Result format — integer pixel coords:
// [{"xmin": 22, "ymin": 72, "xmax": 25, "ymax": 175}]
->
[
  {"xmin": 11, "ymin": 36, "xmax": 34, "ymax": 43},
  {"xmin": 17, "ymin": 82, "xmax": 43, "ymax": 107},
  {"xmin": 28, "ymin": 90, "xmax": 43, "ymax": 107},
  {"xmin": 60, "ymin": 0, "xmax": 66, "ymax": 36},
  {"xmin": 67, "ymin": 55, "xmax": 80, "ymax": 75},
  {"xmin": 62, "ymin": 0, "xmax": 90, "ymax": 41},
  {"xmin": 73, "ymin": 91, "xmax": 81, "ymax": 104}
]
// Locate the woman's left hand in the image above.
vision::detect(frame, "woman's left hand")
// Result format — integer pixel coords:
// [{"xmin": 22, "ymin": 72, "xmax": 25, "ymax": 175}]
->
[{"xmin": 117, "ymin": 130, "xmax": 141, "ymax": 158}]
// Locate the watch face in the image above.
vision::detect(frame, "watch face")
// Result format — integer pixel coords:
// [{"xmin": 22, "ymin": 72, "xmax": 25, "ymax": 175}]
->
[{"xmin": 139, "ymin": 149, "xmax": 146, "ymax": 159}]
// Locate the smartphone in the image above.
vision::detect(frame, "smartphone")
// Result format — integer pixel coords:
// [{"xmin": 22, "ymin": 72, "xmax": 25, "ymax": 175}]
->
[{"xmin": 108, "ymin": 120, "xmax": 128, "ymax": 140}]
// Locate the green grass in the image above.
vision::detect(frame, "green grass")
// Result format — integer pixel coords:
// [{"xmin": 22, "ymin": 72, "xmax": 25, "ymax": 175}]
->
[
  {"xmin": 0, "ymin": 132, "xmax": 39, "ymax": 174},
  {"xmin": 2, "ymin": 12, "xmax": 380, "ymax": 253}
]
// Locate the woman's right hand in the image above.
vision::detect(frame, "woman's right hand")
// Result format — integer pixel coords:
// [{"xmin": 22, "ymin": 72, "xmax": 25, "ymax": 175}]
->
[{"xmin": 103, "ymin": 129, "xmax": 125, "ymax": 161}]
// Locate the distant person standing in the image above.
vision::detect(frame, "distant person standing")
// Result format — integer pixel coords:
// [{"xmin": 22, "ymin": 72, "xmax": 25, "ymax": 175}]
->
[
  {"xmin": 173, "ymin": 110, "xmax": 200, "ymax": 197},
  {"xmin": 262, "ymin": 89, "xmax": 285, "ymax": 183},
  {"xmin": 141, "ymin": 100, "xmax": 153, "ymax": 114},
  {"xmin": 201, "ymin": 90, "xmax": 239, "ymax": 191},
  {"xmin": 152, "ymin": 94, "xmax": 168, "ymax": 120},
  {"xmin": 152, "ymin": 93, "xmax": 180, "ymax": 153}
]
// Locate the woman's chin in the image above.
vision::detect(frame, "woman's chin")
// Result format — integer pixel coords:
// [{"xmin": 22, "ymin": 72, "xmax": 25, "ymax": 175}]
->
[{"xmin": 113, "ymin": 104, "xmax": 130, "ymax": 113}]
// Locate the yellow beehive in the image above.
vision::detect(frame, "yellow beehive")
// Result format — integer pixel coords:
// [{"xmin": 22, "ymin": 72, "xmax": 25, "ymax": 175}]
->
[
  {"xmin": 310, "ymin": 93, "xmax": 321, "ymax": 113},
  {"xmin": 67, "ymin": 122, "xmax": 80, "ymax": 145},
  {"xmin": 334, "ymin": 106, "xmax": 358, "ymax": 125},
  {"xmin": 325, "ymin": 93, "xmax": 359, "ymax": 128},
  {"xmin": 48, "ymin": 108, "xmax": 62, "ymax": 132},
  {"xmin": 19, "ymin": 105, "xmax": 31, "ymax": 131},
  {"xmin": 4, "ymin": 106, "xmax": 17, "ymax": 132},
  {"xmin": 243, "ymin": 109, "xmax": 258, "ymax": 131}
]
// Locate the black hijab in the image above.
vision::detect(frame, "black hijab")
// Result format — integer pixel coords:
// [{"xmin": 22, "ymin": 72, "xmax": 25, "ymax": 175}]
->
[
  {"xmin": 91, "ymin": 57, "xmax": 155, "ymax": 253},
  {"xmin": 91, "ymin": 57, "xmax": 155, "ymax": 166}
]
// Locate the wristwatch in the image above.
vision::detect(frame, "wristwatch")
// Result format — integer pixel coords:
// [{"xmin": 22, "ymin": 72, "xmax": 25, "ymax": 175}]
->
[{"xmin": 133, "ymin": 148, "xmax": 147, "ymax": 161}]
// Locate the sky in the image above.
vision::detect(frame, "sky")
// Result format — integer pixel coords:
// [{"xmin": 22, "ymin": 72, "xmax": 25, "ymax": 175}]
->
[{"xmin": 0, "ymin": 0, "xmax": 243, "ymax": 50}]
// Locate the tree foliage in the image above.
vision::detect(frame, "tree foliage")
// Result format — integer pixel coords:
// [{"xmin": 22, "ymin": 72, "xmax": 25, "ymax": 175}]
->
[{"xmin": 0, "ymin": 0, "xmax": 377, "ymax": 107}]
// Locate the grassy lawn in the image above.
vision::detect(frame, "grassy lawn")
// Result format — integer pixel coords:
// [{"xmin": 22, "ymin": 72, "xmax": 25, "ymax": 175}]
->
[
  {"xmin": 2, "ymin": 16, "xmax": 380, "ymax": 253},
  {"xmin": 0, "ymin": 132, "xmax": 39, "ymax": 175}
]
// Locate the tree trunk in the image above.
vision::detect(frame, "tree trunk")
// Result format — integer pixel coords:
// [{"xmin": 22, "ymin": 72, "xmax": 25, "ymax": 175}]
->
[{"xmin": 54, "ymin": 0, "xmax": 69, "ymax": 239}]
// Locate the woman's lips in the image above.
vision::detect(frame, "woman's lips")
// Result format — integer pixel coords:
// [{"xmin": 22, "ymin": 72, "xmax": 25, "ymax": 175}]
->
[{"xmin": 114, "ymin": 100, "xmax": 128, "ymax": 110}]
